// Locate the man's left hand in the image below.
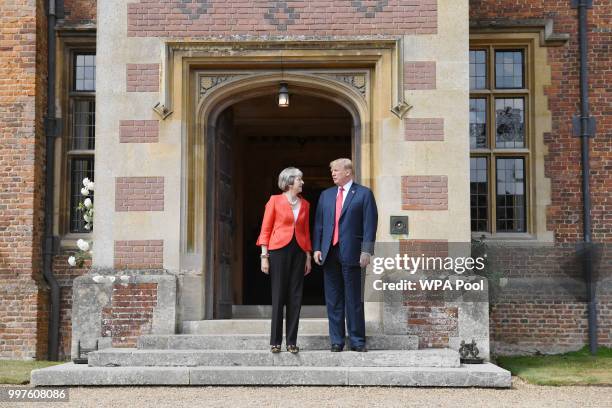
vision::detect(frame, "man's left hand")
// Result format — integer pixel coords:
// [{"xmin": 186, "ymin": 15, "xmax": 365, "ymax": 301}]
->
[{"xmin": 359, "ymin": 252, "xmax": 371, "ymax": 268}]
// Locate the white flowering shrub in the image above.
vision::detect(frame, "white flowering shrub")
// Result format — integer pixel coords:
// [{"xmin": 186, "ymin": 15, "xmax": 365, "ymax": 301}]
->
[{"xmin": 68, "ymin": 177, "xmax": 94, "ymax": 268}]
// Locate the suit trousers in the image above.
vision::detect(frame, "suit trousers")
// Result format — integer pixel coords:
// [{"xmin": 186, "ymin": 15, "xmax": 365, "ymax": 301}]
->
[
  {"xmin": 268, "ymin": 234, "xmax": 306, "ymax": 346},
  {"xmin": 323, "ymin": 244, "xmax": 366, "ymax": 348}
]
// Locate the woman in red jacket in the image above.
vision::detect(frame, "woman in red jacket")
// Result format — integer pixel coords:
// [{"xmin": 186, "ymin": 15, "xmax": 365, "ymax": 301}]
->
[{"xmin": 256, "ymin": 167, "xmax": 312, "ymax": 354}]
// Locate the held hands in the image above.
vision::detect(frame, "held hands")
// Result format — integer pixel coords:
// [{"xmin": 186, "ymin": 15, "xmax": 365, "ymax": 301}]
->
[
  {"xmin": 261, "ymin": 257, "xmax": 269, "ymax": 274},
  {"xmin": 313, "ymin": 251, "xmax": 323, "ymax": 266},
  {"xmin": 359, "ymin": 252, "xmax": 371, "ymax": 268},
  {"xmin": 305, "ymin": 253, "xmax": 312, "ymax": 276}
]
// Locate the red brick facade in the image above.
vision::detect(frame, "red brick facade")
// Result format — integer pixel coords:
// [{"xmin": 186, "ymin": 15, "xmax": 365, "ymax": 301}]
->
[
  {"xmin": 115, "ymin": 177, "xmax": 164, "ymax": 212},
  {"xmin": 401, "ymin": 176, "xmax": 449, "ymax": 211},
  {"xmin": 0, "ymin": 0, "xmax": 610, "ymax": 360},
  {"xmin": 404, "ymin": 118, "xmax": 444, "ymax": 141},
  {"xmin": 52, "ymin": 251, "xmax": 91, "ymax": 359},
  {"xmin": 62, "ymin": 0, "xmax": 96, "ymax": 25},
  {"xmin": 404, "ymin": 61, "xmax": 437, "ymax": 90},
  {"xmin": 126, "ymin": 64, "xmax": 159, "ymax": 93},
  {"xmin": 119, "ymin": 120, "xmax": 159, "ymax": 143},
  {"xmin": 471, "ymin": 0, "xmax": 610, "ymax": 244},
  {"xmin": 101, "ymin": 283, "xmax": 158, "ymax": 348},
  {"xmin": 127, "ymin": 0, "xmax": 438, "ymax": 37},
  {"xmin": 471, "ymin": 0, "xmax": 612, "ymax": 354},
  {"xmin": 114, "ymin": 240, "xmax": 164, "ymax": 270},
  {"xmin": 0, "ymin": 0, "xmax": 50, "ymax": 360},
  {"xmin": 406, "ymin": 301, "xmax": 459, "ymax": 349}
]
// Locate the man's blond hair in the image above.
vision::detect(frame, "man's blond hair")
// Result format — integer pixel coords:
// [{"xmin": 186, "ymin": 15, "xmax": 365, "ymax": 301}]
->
[{"xmin": 329, "ymin": 158, "xmax": 353, "ymax": 174}]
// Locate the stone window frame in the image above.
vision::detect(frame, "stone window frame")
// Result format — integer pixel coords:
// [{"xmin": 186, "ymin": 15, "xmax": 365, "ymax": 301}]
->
[
  {"xmin": 469, "ymin": 42, "xmax": 531, "ymax": 235},
  {"xmin": 469, "ymin": 33, "xmax": 555, "ymax": 244},
  {"xmin": 54, "ymin": 32, "xmax": 96, "ymax": 246}
]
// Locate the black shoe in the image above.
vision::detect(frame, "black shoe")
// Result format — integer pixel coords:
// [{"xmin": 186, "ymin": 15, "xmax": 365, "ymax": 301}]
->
[
  {"xmin": 350, "ymin": 346, "xmax": 368, "ymax": 352},
  {"xmin": 330, "ymin": 344, "xmax": 344, "ymax": 352}
]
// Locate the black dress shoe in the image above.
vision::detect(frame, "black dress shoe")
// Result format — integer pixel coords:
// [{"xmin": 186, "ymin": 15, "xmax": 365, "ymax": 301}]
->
[
  {"xmin": 330, "ymin": 344, "xmax": 344, "ymax": 352},
  {"xmin": 350, "ymin": 346, "xmax": 368, "ymax": 352}
]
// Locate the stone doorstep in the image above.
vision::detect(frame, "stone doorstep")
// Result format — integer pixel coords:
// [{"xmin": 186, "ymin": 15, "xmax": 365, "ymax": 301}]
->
[
  {"xmin": 88, "ymin": 348, "xmax": 460, "ymax": 368},
  {"xmin": 30, "ymin": 363, "xmax": 511, "ymax": 388},
  {"xmin": 182, "ymin": 318, "xmax": 331, "ymax": 335},
  {"xmin": 137, "ymin": 334, "xmax": 419, "ymax": 350}
]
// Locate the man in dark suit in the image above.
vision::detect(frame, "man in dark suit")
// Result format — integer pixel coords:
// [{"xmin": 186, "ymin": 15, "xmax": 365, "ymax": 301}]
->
[{"xmin": 313, "ymin": 158, "xmax": 378, "ymax": 352}]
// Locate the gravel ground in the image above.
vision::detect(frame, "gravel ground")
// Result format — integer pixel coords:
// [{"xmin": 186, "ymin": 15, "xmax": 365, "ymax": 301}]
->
[{"xmin": 1, "ymin": 378, "xmax": 611, "ymax": 408}]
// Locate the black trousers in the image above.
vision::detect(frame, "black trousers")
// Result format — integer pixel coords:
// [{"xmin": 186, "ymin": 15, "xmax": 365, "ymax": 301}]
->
[{"xmin": 268, "ymin": 234, "xmax": 306, "ymax": 346}]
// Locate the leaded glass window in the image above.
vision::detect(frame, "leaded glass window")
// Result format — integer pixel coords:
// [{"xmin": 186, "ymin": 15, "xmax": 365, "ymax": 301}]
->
[
  {"xmin": 470, "ymin": 98, "xmax": 487, "ymax": 148},
  {"xmin": 495, "ymin": 97, "xmax": 524, "ymax": 148},
  {"xmin": 470, "ymin": 50, "xmax": 487, "ymax": 89},
  {"xmin": 469, "ymin": 43, "xmax": 530, "ymax": 234},
  {"xmin": 67, "ymin": 52, "xmax": 96, "ymax": 234},
  {"xmin": 470, "ymin": 157, "xmax": 488, "ymax": 232},
  {"xmin": 72, "ymin": 100, "xmax": 95, "ymax": 150},
  {"xmin": 69, "ymin": 158, "xmax": 94, "ymax": 233},
  {"xmin": 495, "ymin": 50, "xmax": 524, "ymax": 89},
  {"xmin": 496, "ymin": 158, "xmax": 525, "ymax": 232},
  {"xmin": 74, "ymin": 54, "xmax": 96, "ymax": 91}
]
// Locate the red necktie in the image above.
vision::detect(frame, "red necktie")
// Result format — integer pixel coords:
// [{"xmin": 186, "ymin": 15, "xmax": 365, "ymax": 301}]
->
[{"xmin": 333, "ymin": 186, "xmax": 344, "ymax": 246}]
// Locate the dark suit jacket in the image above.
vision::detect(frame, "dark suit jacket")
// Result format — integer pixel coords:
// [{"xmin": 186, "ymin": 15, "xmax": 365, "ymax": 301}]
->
[{"xmin": 313, "ymin": 182, "xmax": 378, "ymax": 266}]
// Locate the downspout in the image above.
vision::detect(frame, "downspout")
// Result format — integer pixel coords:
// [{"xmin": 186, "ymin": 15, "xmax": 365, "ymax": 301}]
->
[
  {"xmin": 572, "ymin": 0, "xmax": 597, "ymax": 355},
  {"xmin": 42, "ymin": 0, "xmax": 63, "ymax": 361}
]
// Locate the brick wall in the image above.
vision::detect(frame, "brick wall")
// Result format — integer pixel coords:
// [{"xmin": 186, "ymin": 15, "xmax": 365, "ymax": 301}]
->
[
  {"xmin": 491, "ymin": 297, "xmax": 612, "ymax": 355},
  {"xmin": 52, "ymin": 251, "xmax": 91, "ymax": 360},
  {"xmin": 62, "ymin": 0, "xmax": 96, "ymax": 25},
  {"xmin": 485, "ymin": 244, "xmax": 611, "ymax": 354},
  {"xmin": 119, "ymin": 120, "xmax": 159, "ymax": 143},
  {"xmin": 0, "ymin": 0, "xmax": 49, "ymax": 360},
  {"xmin": 406, "ymin": 301, "xmax": 459, "ymax": 349},
  {"xmin": 114, "ymin": 240, "xmax": 164, "ymax": 270},
  {"xmin": 126, "ymin": 0, "xmax": 438, "ymax": 37},
  {"xmin": 401, "ymin": 176, "xmax": 448, "ymax": 211},
  {"xmin": 470, "ymin": 0, "xmax": 611, "ymax": 354},
  {"xmin": 471, "ymin": 0, "xmax": 611, "ymax": 244},
  {"xmin": 101, "ymin": 283, "xmax": 158, "ymax": 347},
  {"xmin": 126, "ymin": 64, "xmax": 159, "ymax": 92},
  {"xmin": 115, "ymin": 177, "xmax": 164, "ymax": 212},
  {"xmin": 404, "ymin": 118, "xmax": 444, "ymax": 141},
  {"xmin": 404, "ymin": 61, "xmax": 437, "ymax": 90}
]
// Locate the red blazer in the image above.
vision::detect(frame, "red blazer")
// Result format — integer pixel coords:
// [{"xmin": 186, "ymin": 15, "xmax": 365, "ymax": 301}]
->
[{"xmin": 256, "ymin": 194, "xmax": 312, "ymax": 252}]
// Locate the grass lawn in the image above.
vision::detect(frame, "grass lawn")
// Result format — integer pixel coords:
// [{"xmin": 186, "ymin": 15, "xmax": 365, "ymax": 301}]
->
[
  {"xmin": 496, "ymin": 346, "xmax": 612, "ymax": 386},
  {"xmin": 0, "ymin": 360, "xmax": 65, "ymax": 385}
]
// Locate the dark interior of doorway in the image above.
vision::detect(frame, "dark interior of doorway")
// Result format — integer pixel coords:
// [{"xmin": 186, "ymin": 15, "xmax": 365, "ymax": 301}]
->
[{"xmin": 233, "ymin": 93, "xmax": 352, "ymax": 306}]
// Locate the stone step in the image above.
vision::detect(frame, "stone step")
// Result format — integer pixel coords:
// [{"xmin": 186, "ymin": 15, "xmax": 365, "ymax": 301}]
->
[
  {"xmin": 138, "ymin": 334, "xmax": 419, "ymax": 351},
  {"xmin": 88, "ymin": 348, "xmax": 459, "ymax": 368},
  {"xmin": 182, "ymin": 318, "xmax": 330, "ymax": 335},
  {"xmin": 232, "ymin": 305, "xmax": 327, "ymax": 318},
  {"xmin": 31, "ymin": 363, "xmax": 511, "ymax": 387}
]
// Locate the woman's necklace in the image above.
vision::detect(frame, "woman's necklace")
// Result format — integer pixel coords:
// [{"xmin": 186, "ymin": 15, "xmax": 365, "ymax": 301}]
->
[{"xmin": 286, "ymin": 193, "xmax": 299, "ymax": 206}]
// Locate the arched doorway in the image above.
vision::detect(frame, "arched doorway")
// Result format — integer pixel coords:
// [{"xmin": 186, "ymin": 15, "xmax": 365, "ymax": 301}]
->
[
  {"xmin": 213, "ymin": 92, "xmax": 355, "ymax": 317},
  {"xmin": 196, "ymin": 75, "xmax": 369, "ymax": 319},
  {"xmin": 226, "ymin": 93, "xmax": 353, "ymax": 309}
]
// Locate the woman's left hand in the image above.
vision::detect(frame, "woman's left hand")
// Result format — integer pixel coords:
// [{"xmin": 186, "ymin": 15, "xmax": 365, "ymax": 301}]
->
[{"xmin": 304, "ymin": 253, "xmax": 312, "ymax": 276}]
